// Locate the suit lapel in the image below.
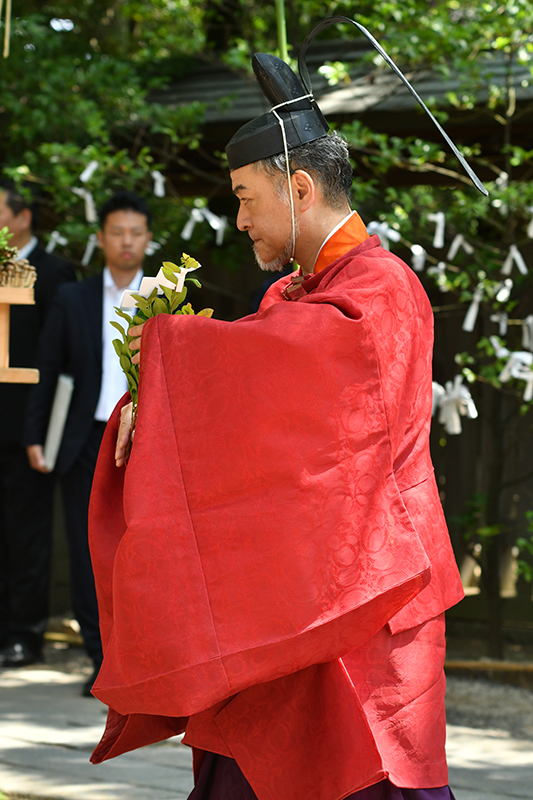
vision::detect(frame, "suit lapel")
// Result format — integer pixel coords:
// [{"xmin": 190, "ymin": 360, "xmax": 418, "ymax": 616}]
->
[{"xmin": 83, "ymin": 274, "xmax": 104, "ymax": 369}]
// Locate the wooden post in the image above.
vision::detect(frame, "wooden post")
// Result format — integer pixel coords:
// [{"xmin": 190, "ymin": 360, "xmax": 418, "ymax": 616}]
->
[
  {"xmin": 0, "ymin": 299, "xmax": 9, "ymax": 368},
  {"xmin": 0, "ymin": 286, "xmax": 39, "ymax": 383}
]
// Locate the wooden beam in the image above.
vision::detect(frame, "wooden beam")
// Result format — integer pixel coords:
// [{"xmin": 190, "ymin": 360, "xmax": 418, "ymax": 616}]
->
[{"xmin": 0, "ymin": 366, "xmax": 39, "ymax": 383}]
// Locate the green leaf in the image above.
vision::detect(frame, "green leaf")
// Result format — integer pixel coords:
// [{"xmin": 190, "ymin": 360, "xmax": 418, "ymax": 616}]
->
[
  {"xmin": 161, "ymin": 268, "xmax": 179, "ymax": 285},
  {"xmin": 114, "ymin": 308, "xmax": 133, "ymax": 325},
  {"xmin": 125, "ymin": 372, "xmax": 138, "ymax": 398},
  {"xmin": 170, "ymin": 287, "xmax": 187, "ymax": 313},
  {"xmin": 152, "ymin": 296, "xmax": 169, "ymax": 315},
  {"xmin": 120, "ymin": 354, "xmax": 133, "ymax": 374},
  {"xmin": 160, "ymin": 285, "xmax": 174, "ymax": 302},
  {"xmin": 110, "ymin": 320, "xmax": 127, "ymax": 342},
  {"xmin": 476, "ymin": 524, "xmax": 502, "ymax": 540},
  {"xmin": 129, "ymin": 294, "xmax": 152, "ymax": 315},
  {"xmin": 181, "ymin": 253, "xmax": 200, "ymax": 270},
  {"xmin": 197, "ymin": 307, "xmax": 214, "ymax": 317},
  {"xmin": 185, "ymin": 277, "xmax": 202, "ymax": 288}
]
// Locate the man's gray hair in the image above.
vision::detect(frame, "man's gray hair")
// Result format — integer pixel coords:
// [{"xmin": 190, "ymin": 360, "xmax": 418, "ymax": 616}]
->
[{"xmin": 257, "ymin": 132, "xmax": 352, "ymax": 210}]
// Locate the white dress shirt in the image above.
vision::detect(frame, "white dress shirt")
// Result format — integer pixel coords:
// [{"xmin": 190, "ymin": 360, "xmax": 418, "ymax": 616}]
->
[
  {"xmin": 17, "ymin": 235, "xmax": 38, "ymax": 260},
  {"xmin": 94, "ymin": 267, "xmax": 143, "ymax": 422}
]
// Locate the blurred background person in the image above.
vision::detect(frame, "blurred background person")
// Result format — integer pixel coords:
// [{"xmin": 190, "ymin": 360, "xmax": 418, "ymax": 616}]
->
[
  {"xmin": 0, "ymin": 180, "xmax": 75, "ymax": 668},
  {"xmin": 24, "ymin": 190, "xmax": 152, "ymax": 695}
]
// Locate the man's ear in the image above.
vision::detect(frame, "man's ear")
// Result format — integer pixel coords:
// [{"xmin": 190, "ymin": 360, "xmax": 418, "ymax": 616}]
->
[
  {"xmin": 17, "ymin": 207, "xmax": 33, "ymax": 233},
  {"xmin": 291, "ymin": 170, "xmax": 315, "ymax": 212},
  {"xmin": 96, "ymin": 229, "xmax": 105, "ymax": 249}
]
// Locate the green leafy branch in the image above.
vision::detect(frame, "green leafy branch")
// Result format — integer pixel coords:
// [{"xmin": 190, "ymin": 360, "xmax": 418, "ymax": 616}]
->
[{"xmin": 111, "ymin": 253, "xmax": 213, "ymax": 438}]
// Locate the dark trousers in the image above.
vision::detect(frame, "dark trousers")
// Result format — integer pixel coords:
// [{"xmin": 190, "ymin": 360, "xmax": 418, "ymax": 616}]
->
[
  {"xmin": 0, "ymin": 443, "xmax": 55, "ymax": 650},
  {"xmin": 188, "ymin": 754, "xmax": 457, "ymax": 800},
  {"xmin": 61, "ymin": 421, "xmax": 106, "ymax": 667}
]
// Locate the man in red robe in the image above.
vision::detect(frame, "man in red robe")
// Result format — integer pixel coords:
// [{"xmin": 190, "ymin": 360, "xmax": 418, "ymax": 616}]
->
[{"xmin": 87, "ymin": 47, "xmax": 472, "ymax": 800}]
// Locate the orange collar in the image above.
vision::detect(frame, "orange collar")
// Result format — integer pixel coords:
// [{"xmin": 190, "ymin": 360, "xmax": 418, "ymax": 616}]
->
[{"xmin": 313, "ymin": 212, "xmax": 369, "ymax": 274}]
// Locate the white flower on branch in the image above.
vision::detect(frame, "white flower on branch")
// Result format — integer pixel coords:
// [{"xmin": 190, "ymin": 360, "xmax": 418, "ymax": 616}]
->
[
  {"xmin": 462, "ymin": 283, "xmax": 484, "ymax": 332},
  {"xmin": 151, "ymin": 170, "xmax": 166, "ymax": 198},
  {"xmin": 501, "ymin": 244, "xmax": 528, "ymax": 276},
  {"xmin": 434, "ymin": 375, "xmax": 478, "ymax": 435},
  {"xmin": 490, "ymin": 312, "xmax": 508, "ymax": 336},
  {"xmin": 447, "ymin": 234, "xmax": 474, "ymax": 261},
  {"xmin": 366, "ymin": 221, "xmax": 401, "ymax": 250},
  {"xmin": 427, "ymin": 211, "xmax": 445, "ymax": 248},
  {"xmin": 79, "ymin": 160, "xmax": 99, "ymax": 183},
  {"xmin": 490, "ymin": 336, "xmax": 533, "ymax": 402},
  {"xmin": 72, "ymin": 187, "xmax": 97, "ymax": 223},
  {"xmin": 410, "ymin": 244, "xmax": 426, "ymax": 272},
  {"xmin": 81, "ymin": 233, "xmax": 98, "ymax": 266},
  {"xmin": 181, "ymin": 207, "xmax": 228, "ymax": 245},
  {"xmin": 45, "ymin": 230, "xmax": 68, "ymax": 254}
]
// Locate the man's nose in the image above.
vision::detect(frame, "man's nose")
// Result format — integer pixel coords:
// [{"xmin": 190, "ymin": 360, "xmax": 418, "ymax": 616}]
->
[{"xmin": 236, "ymin": 206, "xmax": 250, "ymax": 232}]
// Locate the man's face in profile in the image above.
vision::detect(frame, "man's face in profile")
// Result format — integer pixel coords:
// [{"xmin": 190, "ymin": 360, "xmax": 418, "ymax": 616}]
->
[{"xmin": 231, "ymin": 164, "xmax": 296, "ymax": 272}]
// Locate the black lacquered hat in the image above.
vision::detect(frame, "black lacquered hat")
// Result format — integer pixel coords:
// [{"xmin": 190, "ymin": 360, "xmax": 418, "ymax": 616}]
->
[
  {"xmin": 225, "ymin": 16, "xmax": 488, "ymax": 196},
  {"xmin": 225, "ymin": 53, "xmax": 329, "ymax": 172}
]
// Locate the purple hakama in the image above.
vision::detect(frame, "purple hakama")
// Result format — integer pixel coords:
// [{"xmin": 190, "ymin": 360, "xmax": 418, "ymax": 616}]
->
[{"xmin": 187, "ymin": 753, "xmax": 457, "ymax": 800}]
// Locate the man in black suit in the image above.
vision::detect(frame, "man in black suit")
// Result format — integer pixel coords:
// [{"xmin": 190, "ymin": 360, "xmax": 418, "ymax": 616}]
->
[
  {"xmin": 0, "ymin": 181, "xmax": 76, "ymax": 668},
  {"xmin": 25, "ymin": 191, "xmax": 152, "ymax": 694}
]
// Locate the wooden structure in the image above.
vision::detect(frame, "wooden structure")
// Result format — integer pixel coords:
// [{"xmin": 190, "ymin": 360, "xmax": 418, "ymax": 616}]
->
[{"xmin": 0, "ymin": 286, "xmax": 39, "ymax": 383}]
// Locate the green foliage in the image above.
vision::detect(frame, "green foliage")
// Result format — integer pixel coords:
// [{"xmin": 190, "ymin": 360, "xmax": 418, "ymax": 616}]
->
[
  {"xmin": 3, "ymin": 141, "xmax": 208, "ymax": 269},
  {"xmin": 333, "ymin": 3, "xmax": 533, "ymax": 629},
  {"xmin": 0, "ymin": 3, "xmax": 211, "ymax": 270},
  {"xmin": 451, "ymin": 493, "xmax": 504, "ymax": 546},
  {"xmin": 112, "ymin": 253, "xmax": 213, "ymax": 414},
  {"xmin": 338, "ymin": 1, "xmax": 533, "ymax": 412},
  {"xmin": 0, "ymin": 227, "xmax": 17, "ymax": 265}
]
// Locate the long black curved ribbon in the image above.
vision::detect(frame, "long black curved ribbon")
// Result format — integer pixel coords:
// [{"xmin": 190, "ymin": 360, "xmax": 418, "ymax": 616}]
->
[{"xmin": 298, "ymin": 16, "xmax": 488, "ymax": 196}]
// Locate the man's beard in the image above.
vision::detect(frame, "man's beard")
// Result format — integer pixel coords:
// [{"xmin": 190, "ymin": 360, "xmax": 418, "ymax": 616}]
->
[
  {"xmin": 252, "ymin": 220, "xmax": 300, "ymax": 273},
  {"xmin": 253, "ymin": 241, "xmax": 292, "ymax": 272}
]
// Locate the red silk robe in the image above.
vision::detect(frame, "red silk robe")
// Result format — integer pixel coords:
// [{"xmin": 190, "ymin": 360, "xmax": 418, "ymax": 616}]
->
[{"xmin": 89, "ymin": 229, "xmax": 464, "ymax": 800}]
